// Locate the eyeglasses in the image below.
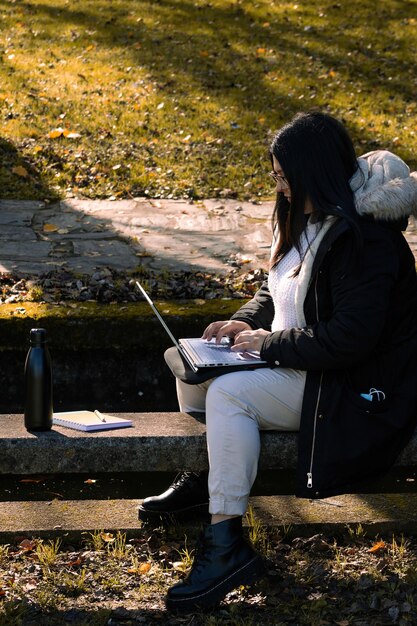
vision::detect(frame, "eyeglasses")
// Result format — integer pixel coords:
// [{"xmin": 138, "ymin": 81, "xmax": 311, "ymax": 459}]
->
[{"xmin": 269, "ymin": 170, "xmax": 288, "ymax": 186}]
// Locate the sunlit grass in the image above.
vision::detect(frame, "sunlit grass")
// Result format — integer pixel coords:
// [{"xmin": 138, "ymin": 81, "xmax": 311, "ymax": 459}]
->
[{"xmin": 0, "ymin": 0, "xmax": 416, "ymax": 200}]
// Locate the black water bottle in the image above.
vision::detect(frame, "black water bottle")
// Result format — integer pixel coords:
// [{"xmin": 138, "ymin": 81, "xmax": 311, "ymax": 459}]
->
[{"xmin": 24, "ymin": 328, "xmax": 53, "ymax": 431}]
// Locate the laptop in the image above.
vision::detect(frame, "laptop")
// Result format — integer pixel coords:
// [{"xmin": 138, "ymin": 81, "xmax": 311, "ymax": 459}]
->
[{"xmin": 136, "ymin": 281, "xmax": 268, "ymax": 373}]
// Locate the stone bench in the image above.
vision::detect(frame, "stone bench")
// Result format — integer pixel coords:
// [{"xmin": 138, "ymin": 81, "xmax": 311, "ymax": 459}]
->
[
  {"xmin": 2, "ymin": 412, "xmax": 417, "ymax": 475},
  {"xmin": 2, "ymin": 412, "xmax": 417, "ymax": 541}
]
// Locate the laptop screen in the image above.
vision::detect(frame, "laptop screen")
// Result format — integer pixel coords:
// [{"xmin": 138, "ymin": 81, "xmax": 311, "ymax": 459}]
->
[{"xmin": 135, "ymin": 281, "xmax": 181, "ymax": 350}]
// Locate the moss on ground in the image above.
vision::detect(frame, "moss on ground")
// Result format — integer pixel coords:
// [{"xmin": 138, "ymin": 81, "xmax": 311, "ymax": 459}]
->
[{"xmin": 0, "ymin": 299, "xmax": 243, "ymax": 350}]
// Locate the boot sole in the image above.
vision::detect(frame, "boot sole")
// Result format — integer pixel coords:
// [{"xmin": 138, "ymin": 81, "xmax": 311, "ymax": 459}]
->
[
  {"xmin": 138, "ymin": 502, "xmax": 209, "ymax": 525},
  {"xmin": 165, "ymin": 554, "xmax": 265, "ymax": 612}
]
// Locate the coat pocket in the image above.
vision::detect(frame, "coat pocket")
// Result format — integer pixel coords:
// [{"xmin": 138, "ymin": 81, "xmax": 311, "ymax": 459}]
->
[{"xmin": 345, "ymin": 387, "xmax": 390, "ymax": 415}]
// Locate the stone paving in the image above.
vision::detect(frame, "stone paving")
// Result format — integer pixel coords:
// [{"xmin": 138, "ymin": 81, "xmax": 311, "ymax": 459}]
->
[{"xmin": 0, "ymin": 197, "xmax": 416, "ymax": 276}]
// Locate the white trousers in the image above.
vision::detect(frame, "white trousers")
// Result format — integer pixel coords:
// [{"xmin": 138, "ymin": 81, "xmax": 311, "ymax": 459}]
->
[{"xmin": 176, "ymin": 367, "xmax": 306, "ymax": 516}]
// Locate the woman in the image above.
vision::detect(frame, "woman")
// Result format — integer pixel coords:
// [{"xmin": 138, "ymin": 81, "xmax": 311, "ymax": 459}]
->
[{"xmin": 140, "ymin": 111, "xmax": 417, "ymax": 612}]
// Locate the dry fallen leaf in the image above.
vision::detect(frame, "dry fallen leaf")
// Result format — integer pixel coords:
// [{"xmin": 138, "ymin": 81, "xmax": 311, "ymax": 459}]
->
[
  {"xmin": 63, "ymin": 129, "xmax": 81, "ymax": 139},
  {"xmin": 48, "ymin": 127, "xmax": 64, "ymax": 139},
  {"xmin": 66, "ymin": 555, "xmax": 84, "ymax": 567},
  {"xmin": 19, "ymin": 539, "xmax": 37, "ymax": 552},
  {"xmin": 43, "ymin": 223, "xmax": 59, "ymax": 233},
  {"xmin": 138, "ymin": 562, "xmax": 152, "ymax": 574},
  {"xmin": 12, "ymin": 165, "xmax": 29, "ymax": 178},
  {"xmin": 368, "ymin": 540, "xmax": 387, "ymax": 554}
]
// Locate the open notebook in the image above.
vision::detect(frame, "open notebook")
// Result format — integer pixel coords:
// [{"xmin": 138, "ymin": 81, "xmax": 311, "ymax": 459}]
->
[
  {"xmin": 53, "ymin": 411, "xmax": 133, "ymax": 432},
  {"xmin": 136, "ymin": 281, "xmax": 268, "ymax": 373}
]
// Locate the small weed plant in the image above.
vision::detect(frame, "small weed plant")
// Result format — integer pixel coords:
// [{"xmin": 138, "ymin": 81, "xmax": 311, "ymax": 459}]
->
[
  {"xmin": 35, "ymin": 538, "xmax": 62, "ymax": 570},
  {"xmin": 347, "ymin": 522, "xmax": 366, "ymax": 539},
  {"xmin": 245, "ymin": 505, "xmax": 270, "ymax": 555},
  {"xmin": 58, "ymin": 568, "xmax": 89, "ymax": 597},
  {"xmin": 175, "ymin": 535, "xmax": 195, "ymax": 571},
  {"xmin": 107, "ymin": 531, "xmax": 130, "ymax": 560},
  {"xmin": 84, "ymin": 529, "xmax": 105, "ymax": 552},
  {"xmin": 390, "ymin": 533, "xmax": 408, "ymax": 560},
  {"xmin": 0, "ymin": 544, "xmax": 9, "ymax": 562}
]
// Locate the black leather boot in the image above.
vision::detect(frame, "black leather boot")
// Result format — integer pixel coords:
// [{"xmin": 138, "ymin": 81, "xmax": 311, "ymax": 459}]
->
[
  {"xmin": 138, "ymin": 471, "xmax": 209, "ymax": 524},
  {"xmin": 165, "ymin": 517, "xmax": 265, "ymax": 611}
]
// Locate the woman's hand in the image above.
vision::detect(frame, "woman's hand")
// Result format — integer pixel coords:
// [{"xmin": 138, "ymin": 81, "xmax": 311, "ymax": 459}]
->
[
  {"xmin": 231, "ymin": 328, "xmax": 271, "ymax": 353},
  {"xmin": 202, "ymin": 320, "xmax": 252, "ymax": 344}
]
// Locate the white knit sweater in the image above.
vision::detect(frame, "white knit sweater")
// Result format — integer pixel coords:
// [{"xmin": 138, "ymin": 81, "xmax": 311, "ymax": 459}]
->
[{"xmin": 268, "ymin": 220, "xmax": 322, "ymax": 331}]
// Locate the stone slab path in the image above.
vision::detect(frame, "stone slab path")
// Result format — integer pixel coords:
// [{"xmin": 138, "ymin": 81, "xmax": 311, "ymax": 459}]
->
[
  {"xmin": 1, "ymin": 197, "xmax": 415, "ymax": 276},
  {"xmin": 0, "ymin": 198, "xmax": 272, "ymax": 276}
]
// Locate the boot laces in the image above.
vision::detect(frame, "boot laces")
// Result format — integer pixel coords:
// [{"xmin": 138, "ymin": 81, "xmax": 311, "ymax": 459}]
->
[
  {"xmin": 193, "ymin": 533, "xmax": 211, "ymax": 573},
  {"xmin": 172, "ymin": 471, "xmax": 198, "ymax": 491}
]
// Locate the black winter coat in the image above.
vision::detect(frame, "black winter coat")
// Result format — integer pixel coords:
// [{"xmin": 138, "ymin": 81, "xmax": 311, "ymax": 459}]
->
[{"xmin": 232, "ymin": 217, "xmax": 417, "ymax": 498}]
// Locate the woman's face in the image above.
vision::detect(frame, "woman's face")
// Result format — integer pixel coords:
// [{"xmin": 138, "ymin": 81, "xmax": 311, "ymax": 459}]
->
[
  {"xmin": 272, "ymin": 156, "xmax": 313, "ymax": 214},
  {"xmin": 272, "ymin": 156, "xmax": 291, "ymax": 202}
]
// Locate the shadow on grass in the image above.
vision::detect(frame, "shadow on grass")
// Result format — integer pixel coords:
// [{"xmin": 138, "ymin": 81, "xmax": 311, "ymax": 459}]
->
[
  {"xmin": 0, "ymin": 600, "xmax": 272, "ymax": 626},
  {"xmin": 0, "ymin": 604, "xmax": 163, "ymax": 626},
  {"xmin": 0, "ymin": 137, "xmax": 58, "ymax": 201}
]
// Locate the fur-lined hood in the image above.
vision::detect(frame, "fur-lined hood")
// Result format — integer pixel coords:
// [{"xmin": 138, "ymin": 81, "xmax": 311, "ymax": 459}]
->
[{"xmin": 350, "ymin": 150, "xmax": 417, "ymax": 222}]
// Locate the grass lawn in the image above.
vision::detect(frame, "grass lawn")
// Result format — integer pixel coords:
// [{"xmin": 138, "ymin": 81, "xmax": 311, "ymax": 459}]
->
[{"xmin": 0, "ymin": 0, "xmax": 416, "ymax": 201}]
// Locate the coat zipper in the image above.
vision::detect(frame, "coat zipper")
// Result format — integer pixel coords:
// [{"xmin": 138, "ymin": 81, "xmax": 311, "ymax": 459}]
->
[
  {"xmin": 307, "ymin": 371, "xmax": 323, "ymax": 489},
  {"xmin": 307, "ymin": 273, "xmax": 322, "ymax": 490}
]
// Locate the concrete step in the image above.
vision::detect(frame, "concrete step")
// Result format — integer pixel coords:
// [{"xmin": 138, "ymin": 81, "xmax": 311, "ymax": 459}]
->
[
  {"xmin": 2, "ymin": 494, "xmax": 417, "ymax": 544},
  {"xmin": 2, "ymin": 412, "xmax": 417, "ymax": 475}
]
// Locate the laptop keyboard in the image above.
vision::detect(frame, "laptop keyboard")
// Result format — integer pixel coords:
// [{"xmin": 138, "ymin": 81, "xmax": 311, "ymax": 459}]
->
[{"xmin": 182, "ymin": 338, "xmax": 260, "ymax": 365}]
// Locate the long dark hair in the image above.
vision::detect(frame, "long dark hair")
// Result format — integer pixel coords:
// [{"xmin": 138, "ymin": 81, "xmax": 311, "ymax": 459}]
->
[{"xmin": 270, "ymin": 111, "xmax": 360, "ymax": 268}]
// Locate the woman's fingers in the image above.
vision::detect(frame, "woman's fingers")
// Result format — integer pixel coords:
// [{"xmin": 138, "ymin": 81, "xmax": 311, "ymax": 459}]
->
[
  {"xmin": 202, "ymin": 321, "xmax": 225, "ymax": 342},
  {"xmin": 202, "ymin": 320, "xmax": 252, "ymax": 343},
  {"xmin": 232, "ymin": 329, "xmax": 271, "ymax": 352}
]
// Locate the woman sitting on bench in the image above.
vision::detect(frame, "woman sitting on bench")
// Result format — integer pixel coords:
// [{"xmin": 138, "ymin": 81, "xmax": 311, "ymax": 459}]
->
[{"xmin": 139, "ymin": 111, "xmax": 417, "ymax": 612}]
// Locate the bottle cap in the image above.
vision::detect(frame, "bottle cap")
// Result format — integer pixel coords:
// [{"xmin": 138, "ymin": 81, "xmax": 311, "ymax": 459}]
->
[{"xmin": 30, "ymin": 328, "xmax": 47, "ymax": 345}]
